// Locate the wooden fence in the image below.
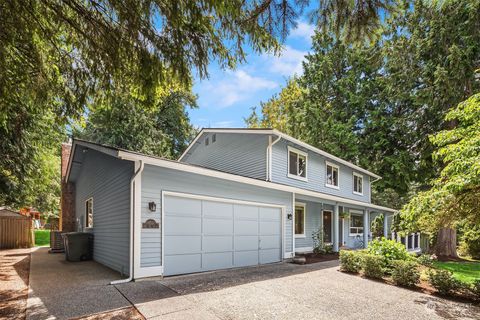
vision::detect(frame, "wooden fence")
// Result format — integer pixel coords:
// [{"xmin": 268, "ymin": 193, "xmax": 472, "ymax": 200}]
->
[{"xmin": 0, "ymin": 216, "xmax": 34, "ymax": 249}]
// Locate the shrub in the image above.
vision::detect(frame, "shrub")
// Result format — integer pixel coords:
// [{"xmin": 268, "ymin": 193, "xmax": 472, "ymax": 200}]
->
[
  {"xmin": 391, "ymin": 260, "xmax": 420, "ymax": 287},
  {"xmin": 362, "ymin": 254, "xmax": 384, "ymax": 279},
  {"xmin": 339, "ymin": 250, "xmax": 362, "ymax": 273},
  {"xmin": 459, "ymin": 227, "xmax": 480, "ymax": 259},
  {"xmin": 312, "ymin": 227, "xmax": 324, "ymax": 254},
  {"xmin": 324, "ymin": 244, "xmax": 333, "ymax": 254},
  {"xmin": 417, "ymin": 254, "xmax": 436, "ymax": 267},
  {"xmin": 428, "ymin": 269, "xmax": 461, "ymax": 295},
  {"xmin": 471, "ymin": 280, "xmax": 480, "ymax": 298},
  {"xmin": 367, "ymin": 238, "xmax": 411, "ymax": 270}
]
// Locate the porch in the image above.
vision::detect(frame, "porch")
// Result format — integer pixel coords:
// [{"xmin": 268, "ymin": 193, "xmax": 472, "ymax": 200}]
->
[{"xmin": 293, "ymin": 196, "xmax": 394, "ymax": 253}]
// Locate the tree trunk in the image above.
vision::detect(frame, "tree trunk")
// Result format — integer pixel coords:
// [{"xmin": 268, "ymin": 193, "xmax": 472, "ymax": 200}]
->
[{"xmin": 434, "ymin": 228, "xmax": 458, "ymax": 258}]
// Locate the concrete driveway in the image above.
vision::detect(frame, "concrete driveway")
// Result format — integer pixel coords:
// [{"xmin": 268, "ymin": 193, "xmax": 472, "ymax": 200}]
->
[{"xmin": 27, "ymin": 248, "xmax": 480, "ymax": 320}]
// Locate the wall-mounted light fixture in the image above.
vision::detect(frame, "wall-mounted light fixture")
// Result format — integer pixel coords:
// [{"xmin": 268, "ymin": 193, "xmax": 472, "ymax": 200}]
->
[
  {"xmin": 287, "ymin": 213, "xmax": 293, "ymax": 220},
  {"xmin": 148, "ymin": 201, "xmax": 156, "ymax": 212}
]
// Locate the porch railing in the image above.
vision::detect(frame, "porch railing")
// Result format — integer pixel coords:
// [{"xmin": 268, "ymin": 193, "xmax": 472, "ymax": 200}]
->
[{"xmin": 391, "ymin": 232, "xmax": 421, "ymax": 252}]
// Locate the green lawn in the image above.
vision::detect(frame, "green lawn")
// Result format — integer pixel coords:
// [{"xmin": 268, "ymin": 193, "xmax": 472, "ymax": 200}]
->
[
  {"xmin": 433, "ymin": 260, "xmax": 480, "ymax": 283},
  {"xmin": 34, "ymin": 230, "xmax": 50, "ymax": 246}
]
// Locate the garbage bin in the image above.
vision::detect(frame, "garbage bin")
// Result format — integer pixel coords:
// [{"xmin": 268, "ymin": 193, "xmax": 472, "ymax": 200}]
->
[{"xmin": 63, "ymin": 232, "xmax": 93, "ymax": 262}]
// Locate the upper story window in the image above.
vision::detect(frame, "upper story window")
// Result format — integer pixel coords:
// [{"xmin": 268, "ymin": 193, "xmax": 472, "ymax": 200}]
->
[
  {"xmin": 353, "ymin": 172, "xmax": 363, "ymax": 195},
  {"xmin": 288, "ymin": 146, "xmax": 307, "ymax": 181},
  {"xmin": 85, "ymin": 198, "xmax": 93, "ymax": 228},
  {"xmin": 325, "ymin": 161, "xmax": 339, "ymax": 189}
]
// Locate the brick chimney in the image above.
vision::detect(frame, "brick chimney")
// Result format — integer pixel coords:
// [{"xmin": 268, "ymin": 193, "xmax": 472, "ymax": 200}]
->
[{"xmin": 60, "ymin": 143, "xmax": 76, "ymax": 232}]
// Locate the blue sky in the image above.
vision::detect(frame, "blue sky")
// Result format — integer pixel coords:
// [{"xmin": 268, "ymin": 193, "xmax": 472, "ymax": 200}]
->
[{"xmin": 189, "ymin": 21, "xmax": 315, "ymax": 129}]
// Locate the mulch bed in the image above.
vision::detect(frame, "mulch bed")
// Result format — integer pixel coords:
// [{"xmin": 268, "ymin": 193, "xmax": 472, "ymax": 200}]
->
[{"xmin": 301, "ymin": 253, "xmax": 339, "ymax": 264}]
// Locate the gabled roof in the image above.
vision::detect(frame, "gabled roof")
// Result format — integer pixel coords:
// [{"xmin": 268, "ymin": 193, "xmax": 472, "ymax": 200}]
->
[
  {"xmin": 66, "ymin": 138, "xmax": 395, "ymax": 212},
  {"xmin": 179, "ymin": 128, "xmax": 381, "ymax": 180}
]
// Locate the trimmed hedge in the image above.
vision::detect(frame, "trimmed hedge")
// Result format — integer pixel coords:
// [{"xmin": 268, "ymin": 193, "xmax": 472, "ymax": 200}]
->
[
  {"xmin": 339, "ymin": 250, "xmax": 362, "ymax": 273},
  {"xmin": 391, "ymin": 260, "xmax": 420, "ymax": 287},
  {"xmin": 362, "ymin": 254, "xmax": 384, "ymax": 279}
]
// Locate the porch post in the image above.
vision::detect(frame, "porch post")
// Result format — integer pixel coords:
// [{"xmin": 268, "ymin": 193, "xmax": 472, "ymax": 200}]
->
[
  {"xmin": 363, "ymin": 209, "xmax": 369, "ymax": 248},
  {"xmin": 383, "ymin": 213, "xmax": 389, "ymax": 238},
  {"xmin": 333, "ymin": 203, "xmax": 339, "ymax": 252}
]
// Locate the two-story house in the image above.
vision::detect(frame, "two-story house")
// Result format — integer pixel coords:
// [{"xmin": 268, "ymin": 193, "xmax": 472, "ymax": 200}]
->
[{"xmin": 64, "ymin": 128, "xmax": 398, "ymax": 280}]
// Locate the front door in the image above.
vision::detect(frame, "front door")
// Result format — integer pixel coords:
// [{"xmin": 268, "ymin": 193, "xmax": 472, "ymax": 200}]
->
[{"xmin": 323, "ymin": 211, "xmax": 332, "ymax": 243}]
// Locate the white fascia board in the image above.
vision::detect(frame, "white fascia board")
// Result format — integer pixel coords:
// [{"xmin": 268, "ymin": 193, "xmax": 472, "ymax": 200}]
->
[{"xmin": 118, "ymin": 150, "xmax": 396, "ymax": 213}]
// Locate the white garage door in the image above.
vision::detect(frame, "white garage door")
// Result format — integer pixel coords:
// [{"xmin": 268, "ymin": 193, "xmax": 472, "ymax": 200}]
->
[{"xmin": 163, "ymin": 193, "xmax": 283, "ymax": 276}]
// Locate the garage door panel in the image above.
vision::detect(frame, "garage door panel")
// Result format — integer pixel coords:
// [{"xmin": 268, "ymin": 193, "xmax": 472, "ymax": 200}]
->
[
  {"xmin": 234, "ymin": 205, "xmax": 258, "ymax": 220},
  {"xmin": 203, "ymin": 218, "xmax": 233, "ymax": 235},
  {"xmin": 203, "ymin": 201, "xmax": 233, "ymax": 219},
  {"xmin": 260, "ymin": 235, "xmax": 281, "ymax": 250},
  {"xmin": 164, "ymin": 235, "xmax": 201, "ymax": 254},
  {"xmin": 165, "ymin": 197, "xmax": 201, "ymax": 217},
  {"xmin": 165, "ymin": 216, "xmax": 201, "ymax": 235},
  {"xmin": 259, "ymin": 207, "xmax": 281, "ymax": 221},
  {"xmin": 203, "ymin": 236, "xmax": 233, "ymax": 252},
  {"xmin": 202, "ymin": 252, "xmax": 233, "ymax": 270},
  {"xmin": 234, "ymin": 235, "xmax": 258, "ymax": 251},
  {"xmin": 234, "ymin": 220, "xmax": 258, "ymax": 235},
  {"xmin": 260, "ymin": 249, "xmax": 281, "ymax": 264},
  {"xmin": 163, "ymin": 194, "xmax": 282, "ymax": 276},
  {"xmin": 259, "ymin": 221, "xmax": 281, "ymax": 235},
  {"xmin": 234, "ymin": 251, "xmax": 259, "ymax": 267},
  {"xmin": 164, "ymin": 254, "xmax": 201, "ymax": 276}
]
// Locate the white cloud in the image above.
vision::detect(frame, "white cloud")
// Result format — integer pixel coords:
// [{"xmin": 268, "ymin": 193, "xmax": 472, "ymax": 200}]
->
[
  {"xmin": 290, "ymin": 21, "xmax": 315, "ymax": 42},
  {"xmin": 265, "ymin": 45, "xmax": 308, "ymax": 77},
  {"xmin": 197, "ymin": 69, "xmax": 278, "ymax": 109}
]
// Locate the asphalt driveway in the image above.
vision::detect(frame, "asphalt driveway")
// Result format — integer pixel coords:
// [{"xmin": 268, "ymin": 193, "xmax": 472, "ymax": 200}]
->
[{"xmin": 26, "ymin": 248, "xmax": 480, "ymax": 320}]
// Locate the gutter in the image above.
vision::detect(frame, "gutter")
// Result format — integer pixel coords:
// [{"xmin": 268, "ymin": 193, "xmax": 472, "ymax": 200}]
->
[
  {"xmin": 267, "ymin": 135, "xmax": 281, "ymax": 181},
  {"xmin": 110, "ymin": 160, "xmax": 144, "ymax": 285}
]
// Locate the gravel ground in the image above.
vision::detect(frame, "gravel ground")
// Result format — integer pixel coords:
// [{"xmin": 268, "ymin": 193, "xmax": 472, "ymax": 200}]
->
[{"xmin": 0, "ymin": 248, "xmax": 31, "ymax": 320}]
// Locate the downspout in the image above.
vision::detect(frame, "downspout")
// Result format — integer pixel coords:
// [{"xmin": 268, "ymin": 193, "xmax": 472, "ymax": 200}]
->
[
  {"xmin": 267, "ymin": 135, "xmax": 281, "ymax": 181},
  {"xmin": 111, "ymin": 160, "xmax": 144, "ymax": 285}
]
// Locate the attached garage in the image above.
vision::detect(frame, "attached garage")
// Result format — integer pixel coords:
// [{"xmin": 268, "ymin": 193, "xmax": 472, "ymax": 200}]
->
[{"xmin": 162, "ymin": 192, "xmax": 284, "ymax": 276}]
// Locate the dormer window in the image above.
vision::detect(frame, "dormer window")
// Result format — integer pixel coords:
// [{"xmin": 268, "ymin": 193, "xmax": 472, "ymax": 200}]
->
[
  {"xmin": 288, "ymin": 147, "xmax": 307, "ymax": 181},
  {"xmin": 326, "ymin": 161, "xmax": 339, "ymax": 189}
]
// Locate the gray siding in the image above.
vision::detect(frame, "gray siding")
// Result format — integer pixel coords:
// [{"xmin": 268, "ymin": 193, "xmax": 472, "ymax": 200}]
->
[
  {"xmin": 182, "ymin": 133, "xmax": 268, "ymax": 180},
  {"xmin": 140, "ymin": 164, "xmax": 293, "ymax": 267},
  {"xmin": 272, "ymin": 140, "xmax": 372, "ymax": 202},
  {"xmin": 74, "ymin": 149, "xmax": 133, "ymax": 275}
]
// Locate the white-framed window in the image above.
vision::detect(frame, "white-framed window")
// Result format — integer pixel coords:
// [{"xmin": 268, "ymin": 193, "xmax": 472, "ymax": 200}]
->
[
  {"xmin": 85, "ymin": 198, "xmax": 93, "ymax": 228},
  {"xmin": 294, "ymin": 203, "xmax": 306, "ymax": 237},
  {"xmin": 353, "ymin": 172, "xmax": 363, "ymax": 195},
  {"xmin": 325, "ymin": 161, "xmax": 339, "ymax": 189},
  {"xmin": 288, "ymin": 146, "xmax": 307, "ymax": 181},
  {"xmin": 349, "ymin": 212, "xmax": 364, "ymax": 236}
]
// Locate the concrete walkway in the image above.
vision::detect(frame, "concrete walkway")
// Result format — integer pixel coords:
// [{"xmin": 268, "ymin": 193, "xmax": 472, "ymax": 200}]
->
[
  {"xmin": 26, "ymin": 247, "xmax": 480, "ymax": 320},
  {"xmin": 26, "ymin": 247, "xmax": 138, "ymax": 320}
]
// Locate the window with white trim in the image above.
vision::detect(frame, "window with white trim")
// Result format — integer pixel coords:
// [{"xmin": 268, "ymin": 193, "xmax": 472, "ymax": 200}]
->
[
  {"xmin": 85, "ymin": 198, "xmax": 93, "ymax": 228},
  {"xmin": 288, "ymin": 147, "xmax": 307, "ymax": 180},
  {"xmin": 326, "ymin": 162, "xmax": 339, "ymax": 188},
  {"xmin": 353, "ymin": 172, "xmax": 363, "ymax": 195},
  {"xmin": 350, "ymin": 213, "xmax": 363, "ymax": 235},
  {"xmin": 294, "ymin": 204, "xmax": 306, "ymax": 237}
]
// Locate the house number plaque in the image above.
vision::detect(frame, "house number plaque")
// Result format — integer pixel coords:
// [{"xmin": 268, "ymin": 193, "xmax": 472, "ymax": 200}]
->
[{"xmin": 142, "ymin": 219, "xmax": 159, "ymax": 229}]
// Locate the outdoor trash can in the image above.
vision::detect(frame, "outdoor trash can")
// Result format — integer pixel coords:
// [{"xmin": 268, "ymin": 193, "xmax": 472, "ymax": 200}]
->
[{"xmin": 63, "ymin": 232, "xmax": 93, "ymax": 262}]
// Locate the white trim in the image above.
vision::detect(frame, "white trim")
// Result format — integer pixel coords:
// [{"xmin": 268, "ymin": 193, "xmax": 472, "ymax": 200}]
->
[
  {"xmin": 287, "ymin": 146, "xmax": 308, "ymax": 181},
  {"xmin": 161, "ymin": 191, "xmax": 286, "ymax": 276},
  {"xmin": 294, "ymin": 202, "xmax": 306, "ymax": 237},
  {"xmin": 181, "ymin": 129, "xmax": 382, "ymax": 180},
  {"xmin": 85, "ymin": 197, "xmax": 93, "ymax": 228},
  {"xmin": 353, "ymin": 172, "xmax": 364, "ymax": 196},
  {"xmin": 349, "ymin": 210, "xmax": 364, "ymax": 236},
  {"xmin": 266, "ymin": 135, "xmax": 271, "ymax": 181},
  {"xmin": 325, "ymin": 161, "xmax": 340, "ymax": 189},
  {"xmin": 118, "ymin": 150, "xmax": 396, "ymax": 213},
  {"xmin": 269, "ymin": 135, "xmax": 281, "ymax": 181},
  {"xmin": 295, "ymin": 246, "xmax": 313, "ymax": 253}
]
